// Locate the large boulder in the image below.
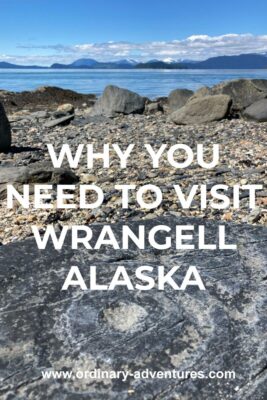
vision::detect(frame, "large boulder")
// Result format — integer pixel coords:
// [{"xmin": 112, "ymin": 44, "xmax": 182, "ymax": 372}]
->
[
  {"xmin": 0, "ymin": 161, "xmax": 79, "ymax": 199},
  {"xmin": 210, "ymin": 79, "xmax": 267, "ymax": 112},
  {"xmin": 0, "ymin": 102, "xmax": 11, "ymax": 152},
  {"xmin": 92, "ymin": 85, "xmax": 146, "ymax": 117},
  {"xmin": 168, "ymin": 88, "xmax": 193, "ymax": 111},
  {"xmin": 243, "ymin": 98, "xmax": 267, "ymax": 122},
  {"xmin": 170, "ymin": 94, "xmax": 231, "ymax": 125},
  {"xmin": 0, "ymin": 215, "xmax": 266, "ymax": 399}
]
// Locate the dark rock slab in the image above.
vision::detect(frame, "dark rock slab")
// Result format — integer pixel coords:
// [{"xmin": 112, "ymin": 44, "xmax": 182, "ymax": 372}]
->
[
  {"xmin": 44, "ymin": 114, "xmax": 75, "ymax": 128},
  {"xmin": 0, "ymin": 216, "xmax": 266, "ymax": 399},
  {"xmin": 0, "ymin": 102, "xmax": 11, "ymax": 152}
]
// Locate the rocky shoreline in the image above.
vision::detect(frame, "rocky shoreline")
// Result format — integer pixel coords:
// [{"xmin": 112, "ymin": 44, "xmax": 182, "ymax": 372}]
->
[
  {"xmin": 0, "ymin": 79, "xmax": 267, "ymax": 244},
  {"xmin": 0, "ymin": 79, "xmax": 267, "ymax": 399}
]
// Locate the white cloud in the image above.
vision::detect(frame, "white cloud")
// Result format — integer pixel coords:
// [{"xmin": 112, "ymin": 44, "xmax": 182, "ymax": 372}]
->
[{"xmin": 4, "ymin": 33, "xmax": 267, "ymax": 65}]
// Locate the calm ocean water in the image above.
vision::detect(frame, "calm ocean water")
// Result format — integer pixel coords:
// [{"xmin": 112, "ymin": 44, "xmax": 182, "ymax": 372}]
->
[{"xmin": 1, "ymin": 69, "xmax": 267, "ymax": 98}]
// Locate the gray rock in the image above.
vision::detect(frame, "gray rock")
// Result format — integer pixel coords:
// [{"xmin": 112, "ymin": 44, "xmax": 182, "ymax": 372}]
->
[
  {"xmin": 211, "ymin": 79, "xmax": 267, "ymax": 112},
  {"xmin": 44, "ymin": 114, "xmax": 75, "ymax": 128},
  {"xmin": 168, "ymin": 88, "xmax": 194, "ymax": 111},
  {"xmin": 170, "ymin": 94, "xmax": 231, "ymax": 125},
  {"xmin": 92, "ymin": 85, "xmax": 146, "ymax": 117},
  {"xmin": 145, "ymin": 101, "xmax": 162, "ymax": 114},
  {"xmin": 53, "ymin": 103, "xmax": 75, "ymax": 119},
  {"xmin": 243, "ymin": 98, "xmax": 267, "ymax": 122},
  {"xmin": 0, "ymin": 161, "xmax": 79, "ymax": 199},
  {"xmin": 56, "ymin": 103, "xmax": 75, "ymax": 115},
  {"xmin": 0, "ymin": 215, "xmax": 266, "ymax": 399},
  {"xmin": 247, "ymin": 208, "xmax": 263, "ymax": 223},
  {"xmin": 0, "ymin": 101, "xmax": 11, "ymax": 152}
]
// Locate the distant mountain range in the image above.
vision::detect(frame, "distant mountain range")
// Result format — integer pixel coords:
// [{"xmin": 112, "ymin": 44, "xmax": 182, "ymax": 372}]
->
[
  {"xmin": 51, "ymin": 58, "xmax": 140, "ymax": 69},
  {"xmin": 1, "ymin": 53, "xmax": 267, "ymax": 70},
  {"xmin": 0, "ymin": 61, "xmax": 47, "ymax": 69},
  {"xmin": 184, "ymin": 54, "xmax": 267, "ymax": 69}
]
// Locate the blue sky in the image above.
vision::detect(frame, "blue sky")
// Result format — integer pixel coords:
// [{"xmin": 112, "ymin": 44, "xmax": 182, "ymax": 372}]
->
[{"xmin": 1, "ymin": 0, "xmax": 267, "ymax": 65}]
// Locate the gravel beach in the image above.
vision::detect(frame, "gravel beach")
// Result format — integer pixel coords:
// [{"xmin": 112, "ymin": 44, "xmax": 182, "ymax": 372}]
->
[
  {"xmin": 0, "ymin": 82, "xmax": 266, "ymax": 400},
  {"xmin": 0, "ymin": 96, "xmax": 266, "ymax": 244}
]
